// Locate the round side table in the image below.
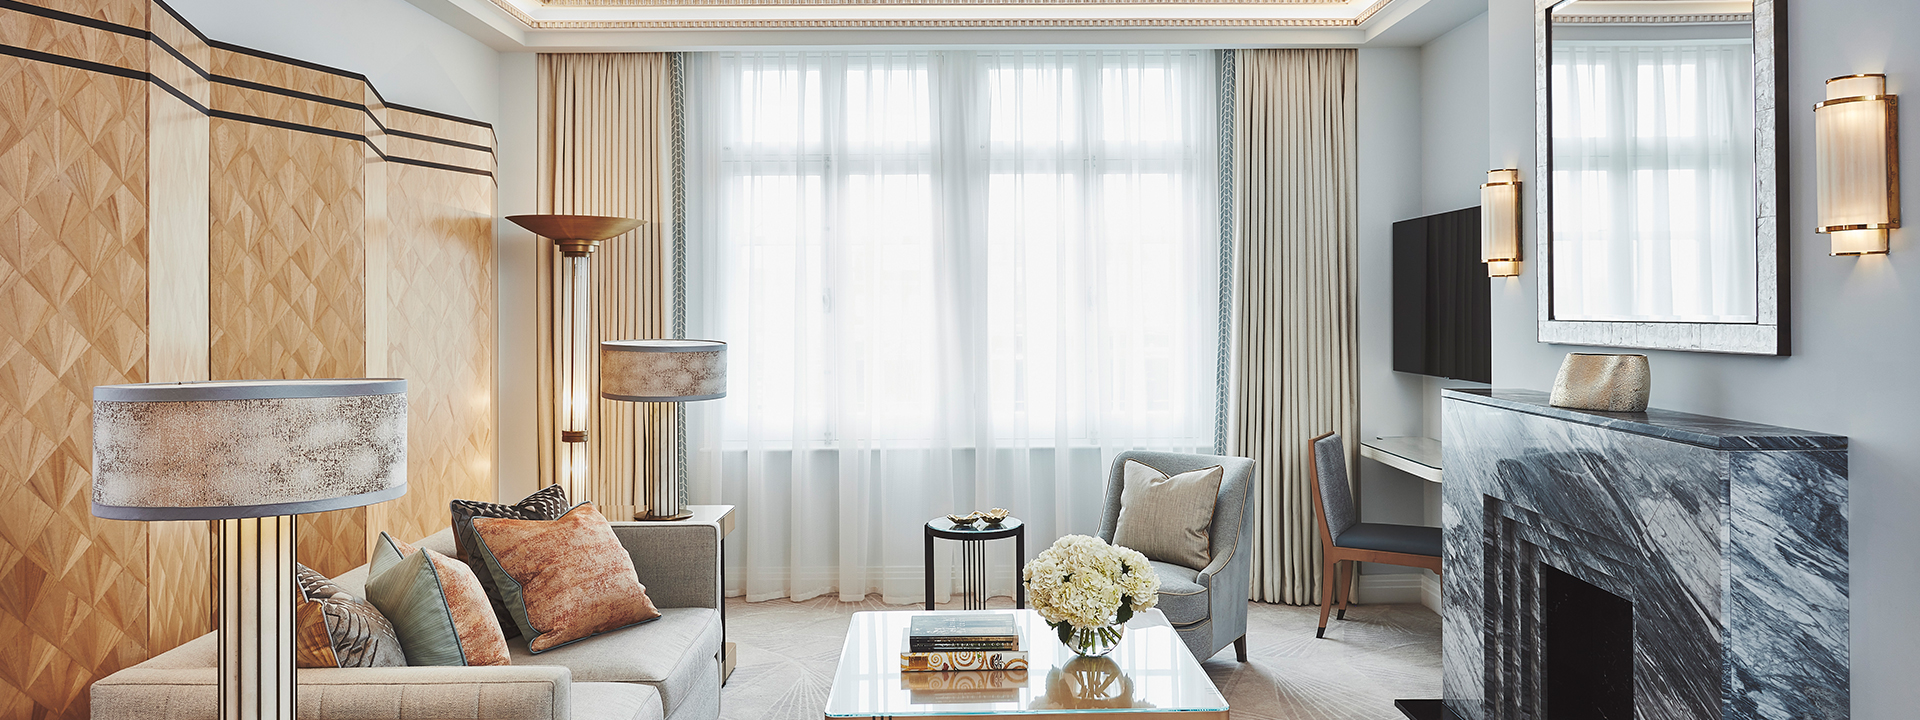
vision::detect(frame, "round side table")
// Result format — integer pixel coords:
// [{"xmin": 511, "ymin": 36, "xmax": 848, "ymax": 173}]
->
[{"xmin": 923, "ymin": 517, "xmax": 1025, "ymax": 611}]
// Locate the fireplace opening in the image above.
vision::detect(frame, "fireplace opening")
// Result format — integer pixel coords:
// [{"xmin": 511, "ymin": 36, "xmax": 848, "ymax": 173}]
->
[{"xmin": 1542, "ymin": 563, "xmax": 1634, "ymax": 720}]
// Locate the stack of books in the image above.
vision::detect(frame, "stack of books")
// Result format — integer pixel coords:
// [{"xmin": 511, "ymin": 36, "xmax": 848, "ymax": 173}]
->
[{"xmin": 899, "ymin": 613, "xmax": 1029, "ymax": 672}]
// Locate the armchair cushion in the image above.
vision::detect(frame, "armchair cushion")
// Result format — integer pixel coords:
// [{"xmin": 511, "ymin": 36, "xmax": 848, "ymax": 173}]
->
[
  {"xmin": 1112, "ymin": 460, "xmax": 1223, "ymax": 569},
  {"xmin": 1147, "ymin": 560, "xmax": 1211, "ymax": 626}
]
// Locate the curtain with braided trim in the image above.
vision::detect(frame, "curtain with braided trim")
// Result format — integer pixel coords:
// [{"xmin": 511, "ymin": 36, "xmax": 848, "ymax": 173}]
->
[
  {"xmin": 1231, "ymin": 48, "xmax": 1360, "ymax": 605},
  {"xmin": 536, "ymin": 53, "xmax": 674, "ymax": 519}
]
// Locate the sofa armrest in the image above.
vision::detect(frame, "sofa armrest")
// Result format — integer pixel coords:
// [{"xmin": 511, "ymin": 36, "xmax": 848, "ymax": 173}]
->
[
  {"xmin": 90, "ymin": 664, "xmax": 573, "ymax": 720},
  {"xmin": 611, "ymin": 521, "xmax": 720, "ymax": 609}
]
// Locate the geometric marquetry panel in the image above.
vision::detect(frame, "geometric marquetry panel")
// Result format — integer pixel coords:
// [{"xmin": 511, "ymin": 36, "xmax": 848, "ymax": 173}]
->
[
  {"xmin": 207, "ymin": 119, "xmax": 372, "ymax": 575},
  {"xmin": 3, "ymin": 1, "xmax": 496, "ymax": 705},
  {"xmin": 0, "ymin": 57, "xmax": 151, "ymax": 720},
  {"xmin": 381, "ymin": 164, "xmax": 498, "ymax": 545},
  {"xmin": 208, "ymin": 118, "xmax": 366, "ymax": 383}
]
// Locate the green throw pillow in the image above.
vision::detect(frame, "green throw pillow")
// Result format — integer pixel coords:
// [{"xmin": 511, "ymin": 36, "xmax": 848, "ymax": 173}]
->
[{"xmin": 363, "ymin": 533, "xmax": 510, "ymax": 666}]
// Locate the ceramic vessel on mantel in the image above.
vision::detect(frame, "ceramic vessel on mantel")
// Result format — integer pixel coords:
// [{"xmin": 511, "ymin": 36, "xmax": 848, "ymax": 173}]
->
[{"xmin": 1549, "ymin": 353, "xmax": 1650, "ymax": 412}]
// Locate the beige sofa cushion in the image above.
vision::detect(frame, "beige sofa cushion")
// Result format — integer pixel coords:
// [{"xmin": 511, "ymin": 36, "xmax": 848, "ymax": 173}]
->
[{"xmin": 508, "ymin": 607, "xmax": 721, "ymax": 717}]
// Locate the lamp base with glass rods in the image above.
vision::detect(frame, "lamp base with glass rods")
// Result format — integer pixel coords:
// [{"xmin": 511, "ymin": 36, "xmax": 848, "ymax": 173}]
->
[{"xmin": 216, "ymin": 515, "xmax": 297, "ymax": 720}]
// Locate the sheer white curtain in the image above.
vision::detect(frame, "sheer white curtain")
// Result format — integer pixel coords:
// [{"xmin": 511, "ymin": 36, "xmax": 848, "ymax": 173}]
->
[
  {"xmin": 682, "ymin": 50, "xmax": 1221, "ymax": 603},
  {"xmin": 1551, "ymin": 39, "xmax": 1756, "ymax": 322}
]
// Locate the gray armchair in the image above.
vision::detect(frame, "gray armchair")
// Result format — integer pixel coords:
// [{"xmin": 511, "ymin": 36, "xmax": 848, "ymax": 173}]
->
[{"xmin": 1097, "ymin": 450, "xmax": 1257, "ymax": 662}]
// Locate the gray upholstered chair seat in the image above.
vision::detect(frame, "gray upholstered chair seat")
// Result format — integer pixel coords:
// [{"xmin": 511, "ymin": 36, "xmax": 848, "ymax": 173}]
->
[
  {"xmin": 1148, "ymin": 560, "xmax": 1210, "ymax": 626},
  {"xmin": 1332, "ymin": 523, "xmax": 1442, "ymax": 557},
  {"xmin": 1098, "ymin": 450, "xmax": 1256, "ymax": 661}
]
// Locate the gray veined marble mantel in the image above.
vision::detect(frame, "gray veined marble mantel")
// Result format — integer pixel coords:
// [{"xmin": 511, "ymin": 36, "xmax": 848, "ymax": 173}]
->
[{"xmin": 1441, "ymin": 389, "xmax": 1847, "ymax": 720}]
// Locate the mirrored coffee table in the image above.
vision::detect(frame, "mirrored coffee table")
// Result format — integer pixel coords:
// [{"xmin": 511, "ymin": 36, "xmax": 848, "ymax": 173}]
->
[{"xmin": 824, "ymin": 609, "xmax": 1228, "ymax": 719}]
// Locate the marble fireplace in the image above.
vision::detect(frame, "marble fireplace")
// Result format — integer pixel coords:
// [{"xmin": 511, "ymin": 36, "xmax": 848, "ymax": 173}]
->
[{"xmin": 1441, "ymin": 389, "xmax": 1848, "ymax": 720}]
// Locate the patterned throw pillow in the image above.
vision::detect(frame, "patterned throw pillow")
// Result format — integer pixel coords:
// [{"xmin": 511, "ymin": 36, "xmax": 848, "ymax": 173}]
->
[
  {"xmin": 451, "ymin": 485, "xmax": 569, "ymax": 637},
  {"xmin": 364, "ymin": 532, "xmax": 511, "ymax": 666},
  {"xmin": 294, "ymin": 563, "xmax": 405, "ymax": 668},
  {"xmin": 471, "ymin": 502, "xmax": 662, "ymax": 653}
]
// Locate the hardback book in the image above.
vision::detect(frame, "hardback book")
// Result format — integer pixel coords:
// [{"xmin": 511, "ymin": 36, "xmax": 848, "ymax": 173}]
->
[
  {"xmin": 901, "ymin": 670, "xmax": 1027, "ymax": 703},
  {"xmin": 901, "ymin": 630, "xmax": 1029, "ymax": 672},
  {"xmin": 907, "ymin": 613, "xmax": 1020, "ymax": 653}
]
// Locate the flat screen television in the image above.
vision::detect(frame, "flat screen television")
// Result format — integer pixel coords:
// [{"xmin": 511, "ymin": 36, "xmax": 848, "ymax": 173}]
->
[{"xmin": 1392, "ymin": 207, "xmax": 1491, "ymax": 383}]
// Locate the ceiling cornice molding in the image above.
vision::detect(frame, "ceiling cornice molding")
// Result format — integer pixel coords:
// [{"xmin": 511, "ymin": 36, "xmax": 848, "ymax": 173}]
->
[
  {"xmin": 484, "ymin": 0, "xmax": 1394, "ymax": 29},
  {"xmin": 1554, "ymin": 12, "xmax": 1750, "ymax": 23},
  {"xmin": 541, "ymin": 0, "xmax": 1343, "ymax": 5}
]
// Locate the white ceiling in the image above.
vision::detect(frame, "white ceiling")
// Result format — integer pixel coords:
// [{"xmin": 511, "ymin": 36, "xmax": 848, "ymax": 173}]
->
[{"xmin": 406, "ymin": 0, "xmax": 1488, "ymax": 51}]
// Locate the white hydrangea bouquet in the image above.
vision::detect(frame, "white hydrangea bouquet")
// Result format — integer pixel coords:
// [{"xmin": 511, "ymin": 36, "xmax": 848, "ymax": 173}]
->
[{"xmin": 1022, "ymin": 534, "xmax": 1160, "ymax": 656}]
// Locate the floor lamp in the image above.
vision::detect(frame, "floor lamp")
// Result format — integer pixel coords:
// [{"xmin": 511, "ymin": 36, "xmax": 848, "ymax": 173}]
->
[
  {"xmin": 600, "ymin": 339, "xmax": 727, "ymax": 521},
  {"xmin": 507, "ymin": 213, "xmax": 647, "ymax": 500},
  {"xmin": 90, "ymin": 379, "xmax": 408, "ymax": 720}
]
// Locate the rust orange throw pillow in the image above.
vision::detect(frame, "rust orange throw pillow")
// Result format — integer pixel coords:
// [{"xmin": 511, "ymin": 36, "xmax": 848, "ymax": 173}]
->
[{"xmin": 471, "ymin": 503, "xmax": 662, "ymax": 653}]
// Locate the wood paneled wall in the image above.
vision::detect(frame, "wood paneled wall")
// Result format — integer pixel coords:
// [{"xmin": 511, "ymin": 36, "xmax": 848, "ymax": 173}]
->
[{"xmin": 0, "ymin": 1, "xmax": 499, "ymax": 717}]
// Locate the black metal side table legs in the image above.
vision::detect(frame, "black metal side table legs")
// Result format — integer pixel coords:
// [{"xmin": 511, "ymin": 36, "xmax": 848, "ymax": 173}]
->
[{"xmin": 922, "ymin": 516, "xmax": 1026, "ymax": 611}]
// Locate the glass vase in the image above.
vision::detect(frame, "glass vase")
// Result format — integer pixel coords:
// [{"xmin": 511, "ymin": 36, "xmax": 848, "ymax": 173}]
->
[{"xmin": 1061, "ymin": 622, "xmax": 1125, "ymax": 657}]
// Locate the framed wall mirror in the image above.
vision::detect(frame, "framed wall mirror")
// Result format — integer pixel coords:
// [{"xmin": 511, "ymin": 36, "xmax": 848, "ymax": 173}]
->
[{"xmin": 1535, "ymin": 0, "xmax": 1787, "ymax": 355}]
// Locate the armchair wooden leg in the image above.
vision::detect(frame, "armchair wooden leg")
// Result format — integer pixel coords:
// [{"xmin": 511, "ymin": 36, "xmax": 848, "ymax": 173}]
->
[
  {"xmin": 1316, "ymin": 554, "xmax": 1336, "ymax": 639},
  {"xmin": 1337, "ymin": 560, "xmax": 1354, "ymax": 620},
  {"xmin": 1234, "ymin": 635, "xmax": 1248, "ymax": 662}
]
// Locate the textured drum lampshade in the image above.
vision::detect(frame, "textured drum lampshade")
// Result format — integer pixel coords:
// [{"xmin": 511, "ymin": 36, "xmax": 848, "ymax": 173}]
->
[
  {"xmin": 601, "ymin": 340, "xmax": 726, "ymax": 520},
  {"xmin": 92, "ymin": 379, "xmax": 408, "ymax": 720},
  {"xmin": 1814, "ymin": 74, "xmax": 1900, "ymax": 256}
]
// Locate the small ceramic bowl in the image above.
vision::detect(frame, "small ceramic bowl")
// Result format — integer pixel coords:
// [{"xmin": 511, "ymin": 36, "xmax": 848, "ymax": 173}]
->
[
  {"xmin": 947, "ymin": 512, "xmax": 981, "ymax": 526},
  {"xmin": 979, "ymin": 508, "xmax": 1010, "ymax": 526}
]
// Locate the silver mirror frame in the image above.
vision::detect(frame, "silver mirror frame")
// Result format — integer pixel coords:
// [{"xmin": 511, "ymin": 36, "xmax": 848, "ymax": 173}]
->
[{"xmin": 1534, "ymin": 0, "xmax": 1789, "ymax": 355}]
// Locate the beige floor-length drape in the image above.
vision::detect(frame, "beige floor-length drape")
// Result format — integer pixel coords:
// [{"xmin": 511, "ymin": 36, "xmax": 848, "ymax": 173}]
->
[
  {"xmin": 537, "ymin": 53, "xmax": 674, "ymax": 519},
  {"xmin": 1231, "ymin": 49, "xmax": 1361, "ymax": 605}
]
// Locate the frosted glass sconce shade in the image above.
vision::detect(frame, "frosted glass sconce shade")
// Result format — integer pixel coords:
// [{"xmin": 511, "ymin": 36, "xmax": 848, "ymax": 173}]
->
[
  {"xmin": 1481, "ymin": 168, "xmax": 1523, "ymax": 277},
  {"xmin": 91, "ymin": 379, "xmax": 408, "ymax": 520},
  {"xmin": 1815, "ymin": 74, "xmax": 1900, "ymax": 255}
]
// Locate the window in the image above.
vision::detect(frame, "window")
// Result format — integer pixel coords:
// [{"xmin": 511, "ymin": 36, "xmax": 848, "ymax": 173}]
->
[{"xmin": 681, "ymin": 51, "xmax": 1222, "ymax": 601}]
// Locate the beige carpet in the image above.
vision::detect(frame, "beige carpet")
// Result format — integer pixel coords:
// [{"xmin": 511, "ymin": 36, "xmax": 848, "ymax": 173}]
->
[{"xmin": 719, "ymin": 594, "xmax": 1440, "ymax": 719}]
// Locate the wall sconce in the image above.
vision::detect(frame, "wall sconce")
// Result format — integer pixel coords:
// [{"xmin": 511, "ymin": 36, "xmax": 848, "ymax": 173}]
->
[
  {"xmin": 1481, "ymin": 168, "xmax": 1523, "ymax": 277},
  {"xmin": 507, "ymin": 214, "xmax": 646, "ymax": 503},
  {"xmin": 1815, "ymin": 74, "xmax": 1900, "ymax": 256}
]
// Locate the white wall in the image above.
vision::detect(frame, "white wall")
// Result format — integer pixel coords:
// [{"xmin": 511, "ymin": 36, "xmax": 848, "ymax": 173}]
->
[
  {"xmin": 166, "ymin": 0, "xmax": 503, "ymax": 124},
  {"xmin": 496, "ymin": 54, "xmax": 540, "ymax": 503},
  {"xmin": 1416, "ymin": 11, "xmax": 1490, "ymax": 572},
  {"xmin": 1354, "ymin": 47, "xmax": 1429, "ymax": 589},
  {"xmin": 1484, "ymin": 0, "xmax": 1920, "ymax": 713}
]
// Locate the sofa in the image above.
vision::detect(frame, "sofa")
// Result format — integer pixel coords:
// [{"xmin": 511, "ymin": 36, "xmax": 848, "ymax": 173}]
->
[{"xmin": 91, "ymin": 521, "xmax": 724, "ymax": 720}]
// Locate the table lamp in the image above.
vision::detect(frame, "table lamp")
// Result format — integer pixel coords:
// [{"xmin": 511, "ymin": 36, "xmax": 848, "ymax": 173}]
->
[
  {"xmin": 92, "ymin": 379, "xmax": 408, "ymax": 720},
  {"xmin": 506, "ymin": 214, "xmax": 648, "ymax": 501},
  {"xmin": 600, "ymin": 339, "xmax": 726, "ymax": 521}
]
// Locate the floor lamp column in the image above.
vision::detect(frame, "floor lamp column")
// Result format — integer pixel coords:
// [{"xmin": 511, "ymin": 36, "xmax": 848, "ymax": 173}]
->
[
  {"xmin": 216, "ymin": 516, "xmax": 295, "ymax": 720},
  {"xmin": 508, "ymin": 214, "xmax": 648, "ymax": 503}
]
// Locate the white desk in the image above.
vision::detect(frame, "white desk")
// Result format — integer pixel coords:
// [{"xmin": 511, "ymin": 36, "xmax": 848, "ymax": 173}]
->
[{"xmin": 1359, "ymin": 436, "xmax": 1442, "ymax": 483}]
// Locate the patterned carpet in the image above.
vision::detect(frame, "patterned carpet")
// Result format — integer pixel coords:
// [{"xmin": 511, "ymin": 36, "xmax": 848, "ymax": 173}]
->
[{"xmin": 720, "ymin": 595, "xmax": 1440, "ymax": 719}]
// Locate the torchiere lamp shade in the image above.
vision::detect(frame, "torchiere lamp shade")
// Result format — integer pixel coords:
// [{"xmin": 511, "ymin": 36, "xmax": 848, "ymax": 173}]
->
[
  {"xmin": 92, "ymin": 379, "xmax": 409, "ymax": 520},
  {"xmin": 601, "ymin": 340, "xmax": 728, "ymax": 402}
]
